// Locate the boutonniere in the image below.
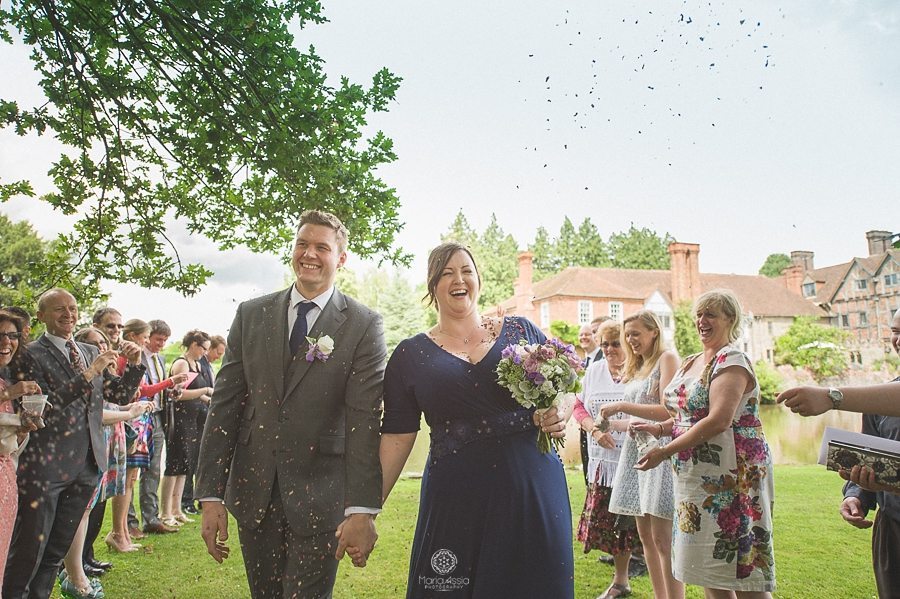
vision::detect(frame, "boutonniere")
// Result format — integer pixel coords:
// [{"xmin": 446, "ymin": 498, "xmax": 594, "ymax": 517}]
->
[{"xmin": 305, "ymin": 335, "xmax": 334, "ymax": 363}]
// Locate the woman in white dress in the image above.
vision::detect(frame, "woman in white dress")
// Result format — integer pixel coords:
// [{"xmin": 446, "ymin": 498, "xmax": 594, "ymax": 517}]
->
[{"xmin": 602, "ymin": 310, "xmax": 682, "ymax": 599}]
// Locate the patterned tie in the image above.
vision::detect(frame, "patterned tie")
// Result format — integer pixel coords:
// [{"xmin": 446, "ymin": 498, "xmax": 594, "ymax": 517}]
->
[
  {"xmin": 67, "ymin": 339, "xmax": 86, "ymax": 374},
  {"xmin": 289, "ymin": 301, "xmax": 316, "ymax": 355}
]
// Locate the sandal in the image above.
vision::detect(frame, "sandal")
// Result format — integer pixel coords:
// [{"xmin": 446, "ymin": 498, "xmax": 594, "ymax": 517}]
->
[{"xmin": 597, "ymin": 582, "xmax": 632, "ymax": 599}]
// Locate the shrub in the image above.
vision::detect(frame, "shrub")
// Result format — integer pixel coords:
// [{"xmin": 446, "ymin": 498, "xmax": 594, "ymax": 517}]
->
[{"xmin": 754, "ymin": 360, "xmax": 783, "ymax": 405}]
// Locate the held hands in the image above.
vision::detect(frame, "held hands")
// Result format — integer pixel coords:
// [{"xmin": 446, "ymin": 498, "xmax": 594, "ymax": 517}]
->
[
  {"xmin": 3, "ymin": 380, "xmax": 42, "ymax": 401},
  {"xmin": 634, "ymin": 446, "xmax": 667, "ymax": 471},
  {"xmin": 598, "ymin": 402, "xmax": 620, "ymax": 420},
  {"xmin": 630, "ymin": 420, "xmax": 664, "ymax": 439},
  {"xmin": 17, "ymin": 409, "xmax": 44, "ymax": 434},
  {"xmin": 840, "ymin": 465, "xmax": 899, "ymax": 495},
  {"xmin": 839, "ymin": 497, "xmax": 873, "ymax": 529},
  {"xmin": 86, "ymin": 350, "xmax": 119, "ymax": 379},
  {"xmin": 119, "ymin": 340, "xmax": 142, "ymax": 364},
  {"xmin": 590, "ymin": 428, "xmax": 615, "ymax": 449},
  {"xmin": 532, "ymin": 406, "xmax": 566, "ymax": 438},
  {"xmin": 200, "ymin": 501, "xmax": 231, "ymax": 563},
  {"xmin": 334, "ymin": 514, "xmax": 377, "ymax": 567},
  {"xmin": 776, "ymin": 386, "xmax": 831, "ymax": 417},
  {"xmin": 126, "ymin": 401, "xmax": 151, "ymax": 419},
  {"xmin": 169, "ymin": 372, "xmax": 189, "ymax": 386}
]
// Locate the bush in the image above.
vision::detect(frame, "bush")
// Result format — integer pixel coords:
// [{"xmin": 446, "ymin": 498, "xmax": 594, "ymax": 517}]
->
[
  {"xmin": 774, "ymin": 316, "xmax": 850, "ymax": 382},
  {"xmin": 550, "ymin": 320, "xmax": 579, "ymax": 346},
  {"xmin": 673, "ymin": 301, "xmax": 701, "ymax": 358},
  {"xmin": 754, "ymin": 360, "xmax": 783, "ymax": 405}
]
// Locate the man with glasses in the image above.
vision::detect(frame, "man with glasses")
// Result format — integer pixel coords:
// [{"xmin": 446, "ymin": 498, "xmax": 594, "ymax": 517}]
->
[{"xmin": 93, "ymin": 307, "xmax": 124, "ymax": 350}]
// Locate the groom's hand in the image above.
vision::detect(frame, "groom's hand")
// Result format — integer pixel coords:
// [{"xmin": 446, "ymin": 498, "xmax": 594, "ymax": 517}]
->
[
  {"xmin": 334, "ymin": 513, "xmax": 377, "ymax": 567},
  {"xmin": 201, "ymin": 500, "xmax": 231, "ymax": 563}
]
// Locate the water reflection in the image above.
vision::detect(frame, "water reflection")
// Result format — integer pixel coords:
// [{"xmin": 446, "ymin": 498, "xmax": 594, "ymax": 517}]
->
[{"xmin": 401, "ymin": 406, "xmax": 865, "ymax": 474}]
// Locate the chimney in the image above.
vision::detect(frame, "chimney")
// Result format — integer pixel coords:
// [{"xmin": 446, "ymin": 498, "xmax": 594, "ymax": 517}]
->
[
  {"xmin": 513, "ymin": 251, "xmax": 536, "ymax": 321},
  {"xmin": 790, "ymin": 250, "xmax": 814, "ymax": 272},
  {"xmin": 667, "ymin": 242, "xmax": 701, "ymax": 304},
  {"xmin": 866, "ymin": 230, "xmax": 892, "ymax": 256},
  {"xmin": 780, "ymin": 264, "xmax": 804, "ymax": 296}
]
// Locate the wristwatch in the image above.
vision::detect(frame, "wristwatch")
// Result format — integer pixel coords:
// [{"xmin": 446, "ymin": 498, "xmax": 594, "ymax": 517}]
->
[{"xmin": 827, "ymin": 388, "xmax": 843, "ymax": 411}]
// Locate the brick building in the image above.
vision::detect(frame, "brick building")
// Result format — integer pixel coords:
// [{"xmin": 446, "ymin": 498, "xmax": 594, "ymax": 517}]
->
[
  {"xmin": 781, "ymin": 230, "xmax": 899, "ymax": 364},
  {"xmin": 492, "ymin": 242, "xmax": 826, "ymax": 363}
]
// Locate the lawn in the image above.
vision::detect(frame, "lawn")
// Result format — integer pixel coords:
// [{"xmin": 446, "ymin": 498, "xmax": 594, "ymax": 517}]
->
[{"xmin": 51, "ymin": 465, "xmax": 878, "ymax": 598}]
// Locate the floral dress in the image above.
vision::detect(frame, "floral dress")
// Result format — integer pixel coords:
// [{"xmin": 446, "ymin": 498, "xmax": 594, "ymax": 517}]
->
[{"xmin": 665, "ymin": 347, "xmax": 776, "ymax": 592}]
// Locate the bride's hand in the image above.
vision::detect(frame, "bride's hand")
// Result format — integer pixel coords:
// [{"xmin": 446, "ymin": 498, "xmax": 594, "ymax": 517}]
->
[{"xmin": 534, "ymin": 407, "xmax": 566, "ymax": 439}]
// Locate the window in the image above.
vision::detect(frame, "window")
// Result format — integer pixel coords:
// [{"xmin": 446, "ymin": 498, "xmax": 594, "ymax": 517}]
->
[
  {"xmin": 841, "ymin": 314, "xmax": 849, "ymax": 327},
  {"xmin": 856, "ymin": 279, "xmax": 868, "ymax": 291},
  {"xmin": 885, "ymin": 273, "xmax": 900, "ymax": 287},
  {"xmin": 802, "ymin": 282, "xmax": 816, "ymax": 297},
  {"xmin": 859, "ymin": 312, "xmax": 868, "ymax": 327},
  {"xmin": 659, "ymin": 314, "xmax": 671, "ymax": 329},
  {"xmin": 609, "ymin": 302, "xmax": 623, "ymax": 322},
  {"xmin": 767, "ymin": 321, "xmax": 773, "ymax": 335},
  {"xmin": 578, "ymin": 300, "xmax": 593, "ymax": 325},
  {"xmin": 540, "ymin": 302, "xmax": 550, "ymax": 329}
]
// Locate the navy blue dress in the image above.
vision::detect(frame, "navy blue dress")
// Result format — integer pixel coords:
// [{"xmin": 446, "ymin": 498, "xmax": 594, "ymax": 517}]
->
[{"xmin": 383, "ymin": 317, "xmax": 574, "ymax": 599}]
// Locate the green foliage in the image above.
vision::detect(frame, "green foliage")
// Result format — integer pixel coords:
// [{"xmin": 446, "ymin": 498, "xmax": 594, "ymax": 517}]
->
[
  {"xmin": 759, "ymin": 253, "xmax": 792, "ymax": 278},
  {"xmin": 352, "ymin": 268, "xmax": 425, "ymax": 354},
  {"xmin": 872, "ymin": 353, "xmax": 900, "ymax": 374},
  {"xmin": 550, "ymin": 320, "xmax": 579, "ymax": 346},
  {"xmin": 673, "ymin": 301, "xmax": 702, "ymax": 358},
  {"xmin": 608, "ymin": 224, "xmax": 673, "ymax": 269},
  {"xmin": 528, "ymin": 226, "xmax": 557, "ymax": 281},
  {"xmin": 754, "ymin": 360, "xmax": 783, "ymax": 405},
  {"xmin": 0, "ymin": 213, "xmax": 105, "ymax": 310},
  {"xmin": 774, "ymin": 316, "xmax": 850, "ymax": 381},
  {"xmin": 1, "ymin": 0, "xmax": 405, "ymax": 296},
  {"xmin": 441, "ymin": 211, "xmax": 519, "ymax": 311}
]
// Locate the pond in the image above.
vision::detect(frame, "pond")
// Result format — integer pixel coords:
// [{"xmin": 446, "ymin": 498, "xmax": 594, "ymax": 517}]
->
[{"xmin": 399, "ymin": 405, "xmax": 864, "ymax": 475}]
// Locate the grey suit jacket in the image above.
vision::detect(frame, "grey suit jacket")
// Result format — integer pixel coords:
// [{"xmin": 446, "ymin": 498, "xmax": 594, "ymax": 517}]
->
[
  {"xmin": 14, "ymin": 334, "xmax": 145, "ymax": 483},
  {"xmin": 195, "ymin": 287, "xmax": 386, "ymax": 535}
]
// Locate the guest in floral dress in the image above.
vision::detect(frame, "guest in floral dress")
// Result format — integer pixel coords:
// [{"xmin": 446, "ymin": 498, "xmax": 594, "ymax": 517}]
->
[
  {"xmin": 573, "ymin": 321, "xmax": 640, "ymax": 599},
  {"xmin": 637, "ymin": 289, "xmax": 776, "ymax": 598}
]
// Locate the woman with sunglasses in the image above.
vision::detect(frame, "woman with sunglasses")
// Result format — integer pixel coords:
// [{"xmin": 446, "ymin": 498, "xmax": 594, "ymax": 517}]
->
[{"xmin": 0, "ymin": 310, "xmax": 43, "ymax": 589}]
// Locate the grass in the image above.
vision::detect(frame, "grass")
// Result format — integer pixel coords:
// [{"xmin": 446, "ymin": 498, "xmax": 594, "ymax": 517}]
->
[{"xmin": 50, "ymin": 465, "xmax": 877, "ymax": 598}]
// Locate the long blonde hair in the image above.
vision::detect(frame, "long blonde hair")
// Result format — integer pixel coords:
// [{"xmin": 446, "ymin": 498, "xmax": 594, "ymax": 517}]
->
[{"xmin": 622, "ymin": 310, "xmax": 665, "ymax": 382}]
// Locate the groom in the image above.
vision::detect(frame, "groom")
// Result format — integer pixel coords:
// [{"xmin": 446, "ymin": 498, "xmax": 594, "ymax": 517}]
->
[{"xmin": 196, "ymin": 210, "xmax": 385, "ymax": 598}]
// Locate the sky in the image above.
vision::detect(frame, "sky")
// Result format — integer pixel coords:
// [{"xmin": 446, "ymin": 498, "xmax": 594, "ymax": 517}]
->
[{"xmin": 1, "ymin": 0, "xmax": 898, "ymax": 338}]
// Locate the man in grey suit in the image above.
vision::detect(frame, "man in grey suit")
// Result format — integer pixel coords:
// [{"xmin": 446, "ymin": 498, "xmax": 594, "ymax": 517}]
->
[
  {"xmin": 196, "ymin": 210, "xmax": 385, "ymax": 599},
  {"xmin": 3, "ymin": 288, "xmax": 145, "ymax": 598}
]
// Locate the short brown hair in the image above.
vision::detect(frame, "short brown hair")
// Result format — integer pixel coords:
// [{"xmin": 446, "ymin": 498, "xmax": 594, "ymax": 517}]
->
[
  {"xmin": 182, "ymin": 329, "xmax": 211, "ymax": 349},
  {"xmin": 210, "ymin": 335, "xmax": 227, "ymax": 350},
  {"xmin": 297, "ymin": 210, "xmax": 349, "ymax": 252},
  {"xmin": 148, "ymin": 319, "xmax": 171, "ymax": 337},
  {"xmin": 423, "ymin": 242, "xmax": 481, "ymax": 310}
]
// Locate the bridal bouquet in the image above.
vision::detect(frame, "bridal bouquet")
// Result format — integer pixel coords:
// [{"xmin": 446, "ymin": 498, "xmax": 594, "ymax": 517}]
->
[{"xmin": 496, "ymin": 338, "xmax": 585, "ymax": 453}]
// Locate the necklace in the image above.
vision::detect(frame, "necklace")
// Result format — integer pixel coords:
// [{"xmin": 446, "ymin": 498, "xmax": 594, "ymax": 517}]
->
[
  {"xmin": 609, "ymin": 363, "xmax": 624, "ymax": 384},
  {"xmin": 437, "ymin": 319, "xmax": 490, "ymax": 345}
]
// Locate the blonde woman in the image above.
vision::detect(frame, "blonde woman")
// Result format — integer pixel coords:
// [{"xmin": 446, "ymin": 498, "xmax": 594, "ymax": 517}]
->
[
  {"xmin": 638, "ymin": 289, "xmax": 775, "ymax": 598},
  {"xmin": 602, "ymin": 310, "xmax": 682, "ymax": 599}
]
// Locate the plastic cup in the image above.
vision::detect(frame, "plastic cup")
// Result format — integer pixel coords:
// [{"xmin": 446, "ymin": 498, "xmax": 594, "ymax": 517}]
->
[{"xmin": 21, "ymin": 394, "xmax": 49, "ymax": 415}]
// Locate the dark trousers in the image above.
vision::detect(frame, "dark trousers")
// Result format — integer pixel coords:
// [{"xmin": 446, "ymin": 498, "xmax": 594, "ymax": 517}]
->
[
  {"xmin": 83, "ymin": 499, "xmax": 106, "ymax": 564},
  {"xmin": 873, "ymin": 510, "xmax": 900, "ymax": 599},
  {"xmin": 181, "ymin": 403, "xmax": 208, "ymax": 508},
  {"xmin": 130, "ymin": 411, "xmax": 166, "ymax": 528},
  {"xmin": 3, "ymin": 460, "xmax": 100, "ymax": 599},
  {"xmin": 237, "ymin": 479, "xmax": 338, "ymax": 599}
]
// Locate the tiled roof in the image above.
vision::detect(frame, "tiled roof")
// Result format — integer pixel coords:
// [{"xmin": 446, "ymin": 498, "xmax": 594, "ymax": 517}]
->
[
  {"xmin": 808, "ymin": 250, "xmax": 899, "ymax": 303},
  {"xmin": 504, "ymin": 266, "xmax": 826, "ymax": 318}
]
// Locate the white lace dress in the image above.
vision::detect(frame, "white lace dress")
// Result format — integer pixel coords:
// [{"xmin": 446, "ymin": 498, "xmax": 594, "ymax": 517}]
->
[{"xmin": 608, "ymin": 363, "xmax": 675, "ymax": 519}]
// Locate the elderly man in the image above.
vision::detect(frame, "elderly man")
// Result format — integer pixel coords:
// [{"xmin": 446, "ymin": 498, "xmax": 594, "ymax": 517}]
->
[{"xmin": 4, "ymin": 289, "xmax": 145, "ymax": 598}]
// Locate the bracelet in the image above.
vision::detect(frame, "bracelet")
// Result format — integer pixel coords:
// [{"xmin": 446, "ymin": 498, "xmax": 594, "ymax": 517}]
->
[{"xmin": 657, "ymin": 423, "xmax": 664, "ymax": 437}]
